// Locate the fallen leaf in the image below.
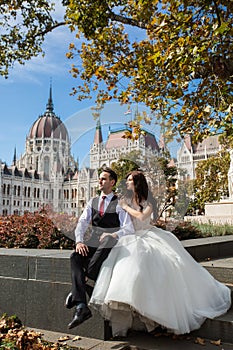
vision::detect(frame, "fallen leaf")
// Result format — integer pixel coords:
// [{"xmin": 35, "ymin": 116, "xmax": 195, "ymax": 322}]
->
[
  {"xmin": 72, "ymin": 335, "xmax": 81, "ymax": 341},
  {"xmin": 195, "ymin": 337, "xmax": 206, "ymax": 345},
  {"xmin": 58, "ymin": 335, "xmax": 70, "ymax": 342},
  {"xmin": 153, "ymin": 332, "xmax": 164, "ymax": 337},
  {"xmin": 210, "ymin": 339, "xmax": 221, "ymax": 346},
  {"xmin": 172, "ymin": 334, "xmax": 185, "ymax": 340}
]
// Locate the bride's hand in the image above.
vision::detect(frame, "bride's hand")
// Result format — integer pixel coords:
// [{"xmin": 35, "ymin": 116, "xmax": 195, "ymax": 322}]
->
[{"xmin": 119, "ymin": 198, "xmax": 128, "ymax": 210}]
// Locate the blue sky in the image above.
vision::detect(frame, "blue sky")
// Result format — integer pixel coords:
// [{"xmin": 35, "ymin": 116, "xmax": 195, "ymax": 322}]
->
[{"xmin": 0, "ymin": 4, "xmax": 180, "ymax": 168}]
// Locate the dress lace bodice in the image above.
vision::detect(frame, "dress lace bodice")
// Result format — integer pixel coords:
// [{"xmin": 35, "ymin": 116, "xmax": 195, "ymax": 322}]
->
[
  {"xmin": 126, "ymin": 199, "xmax": 151, "ymax": 231},
  {"xmin": 131, "ymin": 215, "xmax": 151, "ymax": 231}
]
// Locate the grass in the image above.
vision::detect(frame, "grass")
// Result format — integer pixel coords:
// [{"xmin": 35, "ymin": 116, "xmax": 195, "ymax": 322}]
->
[{"xmin": 191, "ymin": 222, "xmax": 233, "ymax": 238}]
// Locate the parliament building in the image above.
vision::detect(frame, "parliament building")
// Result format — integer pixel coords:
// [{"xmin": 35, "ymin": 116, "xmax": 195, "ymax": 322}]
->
[{"xmin": 0, "ymin": 87, "xmax": 160, "ymax": 217}]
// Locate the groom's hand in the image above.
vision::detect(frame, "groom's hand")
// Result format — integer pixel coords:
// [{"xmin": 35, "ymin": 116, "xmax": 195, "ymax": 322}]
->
[
  {"xmin": 76, "ymin": 242, "xmax": 89, "ymax": 256},
  {"xmin": 99, "ymin": 232, "xmax": 117, "ymax": 241}
]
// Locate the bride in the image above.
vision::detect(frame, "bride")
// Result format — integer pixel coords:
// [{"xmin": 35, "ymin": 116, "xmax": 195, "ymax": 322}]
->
[{"xmin": 89, "ymin": 170, "xmax": 231, "ymax": 337}]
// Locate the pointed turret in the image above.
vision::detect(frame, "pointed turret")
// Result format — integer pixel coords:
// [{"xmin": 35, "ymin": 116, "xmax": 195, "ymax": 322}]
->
[
  {"xmin": 94, "ymin": 119, "xmax": 103, "ymax": 144},
  {"xmin": 184, "ymin": 134, "xmax": 193, "ymax": 153},
  {"xmin": 46, "ymin": 81, "xmax": 54, "ymax": 113},
  {"xmin": 12, "ymin": 147, "xmax": 16, "ymax": 166},
  {"xmin": 159, "ymin": 133, "xmax": 169, "ymax": 154}
]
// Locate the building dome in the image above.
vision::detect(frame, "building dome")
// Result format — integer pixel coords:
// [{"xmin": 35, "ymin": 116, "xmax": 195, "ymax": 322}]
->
[
  {"xmin": 29, "ymin": 114, "xmax": 68, "ymax": 141},
  {"xmin": 28, "ymin": 86, "xmax": 68, "ymax": 141}
]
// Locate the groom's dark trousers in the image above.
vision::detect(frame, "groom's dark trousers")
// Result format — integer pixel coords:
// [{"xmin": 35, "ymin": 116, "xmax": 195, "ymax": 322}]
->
[{"xmin": 70, "ymin": 195, "xmax": 119, "ymax": 305}]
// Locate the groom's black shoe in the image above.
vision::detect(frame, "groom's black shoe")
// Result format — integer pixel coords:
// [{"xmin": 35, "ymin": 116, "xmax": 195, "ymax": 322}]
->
[
  {"xmin": 68, "ymin": 305, "xmax": 92, "ymax": 329},
  {"xmin": 65, "ymin": 292, "xmax": 77, "ymax": 309}
]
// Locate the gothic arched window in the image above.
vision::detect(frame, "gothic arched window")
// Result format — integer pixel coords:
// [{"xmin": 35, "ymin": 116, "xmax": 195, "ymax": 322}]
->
[{"xmin": 44, "ymin": 156, "xmax": 50, "ymax": 177}]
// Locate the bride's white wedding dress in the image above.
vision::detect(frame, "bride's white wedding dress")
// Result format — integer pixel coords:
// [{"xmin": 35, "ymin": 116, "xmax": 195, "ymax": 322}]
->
[{"xmin": 89, "ymin": 203, "xmax": 231, "ymax": 337}]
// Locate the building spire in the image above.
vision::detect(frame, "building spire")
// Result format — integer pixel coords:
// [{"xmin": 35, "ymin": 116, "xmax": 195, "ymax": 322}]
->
[
  {"xmin": 46, "ymin": 79, "xmax": 54, "ymax": 113},
  {"xmin": 12, "ymin": 146, "xmax": 16, "ymax": 166},
  {"xmin": 94, "ymin": 119, "xmax": 103, "ymax": 144}
]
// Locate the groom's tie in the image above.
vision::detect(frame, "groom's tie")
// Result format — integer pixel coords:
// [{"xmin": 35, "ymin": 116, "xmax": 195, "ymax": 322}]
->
[{"xmin": 99, "ymin": 196, "xmax": 106, "ymax": 216}]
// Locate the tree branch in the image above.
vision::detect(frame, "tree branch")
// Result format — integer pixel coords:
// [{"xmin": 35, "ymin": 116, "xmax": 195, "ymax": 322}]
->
[
  {"xmin": 108, "ymin": 9, "xmax": 147, "ymax": 29},
  {"xmin": 213, "ymin": 0, "xmax": 222, "ymax": 27},
  {"xmin": 32, "ymin": 20, "xmax": 68, "ymax": 38}
]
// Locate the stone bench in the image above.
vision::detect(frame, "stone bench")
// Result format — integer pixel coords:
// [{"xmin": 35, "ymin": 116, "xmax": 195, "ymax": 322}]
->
[
  {"xmin": 0, "ymin": 248, "xmax": 109, "ymax": 340},
  {"xmin": 0, "ymin": 235, "xmax": 233, "ymax": 340}
]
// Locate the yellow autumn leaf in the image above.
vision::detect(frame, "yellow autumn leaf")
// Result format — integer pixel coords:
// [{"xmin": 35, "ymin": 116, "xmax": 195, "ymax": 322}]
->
[
  {"xmin": 72, "ymin": 335, "xmax": 82, "ymax": 341},
  {"xmin": 150, "ymin": 17, "xmax": 157, "ymax": 26},
  {"xmin": 210, "ymin": 339, "xmax": 221, "ymax": 346},
  {"xmin": 65, "ymin": 52, "xmax": 73, "ymax": 59},
  {"xmin": 195, "ymin": 337, "xmax": 206, "ymax": 345},
  {"xmin": 178, "ymin": 37, "xmax": 185, "ymax": 46},
  {"xmin": 188, "ymin": 110, "xmax": 195, "ymax": 117},
  {"xmin": 58, "ymin": 335, "xmax": 70, "ymax": 342}
]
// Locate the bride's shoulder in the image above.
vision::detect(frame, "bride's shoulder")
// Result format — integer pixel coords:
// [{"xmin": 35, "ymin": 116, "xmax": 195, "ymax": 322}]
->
[
  {"xmin": 121, "ymin": 196, "xmax": 132, "ymax": 206},
  {"xmin": 142, "ymin": 200, "xmax": 151, "ymax": 208}
]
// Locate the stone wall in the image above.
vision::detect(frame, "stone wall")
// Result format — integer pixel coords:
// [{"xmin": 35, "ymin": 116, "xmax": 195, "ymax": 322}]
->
[
  {"xmin": 185, "ymin": 200, "xmax": 233, "ymax": 225},
  {"xmin": 1, "ymin": 238, "xmax": 233, "ymax": 339},
  {"xmin": 0, "ymin": 249, "xmax": 105, "ymax": 339}
]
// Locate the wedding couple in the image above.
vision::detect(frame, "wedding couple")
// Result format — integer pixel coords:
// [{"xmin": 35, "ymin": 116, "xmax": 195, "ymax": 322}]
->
[{"xmin": 66, "ymin": 167, "xmax": 231, "ymax": 337}]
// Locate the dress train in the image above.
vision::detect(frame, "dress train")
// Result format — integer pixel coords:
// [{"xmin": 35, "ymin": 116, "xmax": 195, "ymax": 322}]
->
[{"xmin": 90, "ymin": 224, "xmax": 231, "ymax": 337}]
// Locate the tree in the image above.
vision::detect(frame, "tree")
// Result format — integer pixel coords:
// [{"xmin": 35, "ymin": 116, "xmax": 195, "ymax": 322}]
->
[
  {"xmin": 65, "ymin": 0, "xmax": 233, "ymax": 143},
  {"xmin": 110, "ymin": 150, "xmax": 180, "ymax": 219},
  {"xmin": 0, "ymin": 1, "xmax": 57, "ymax": 77},
  {"xmin": 110, "ymin": 150, "xmax": 142, "ymax": 192},
  {"xmin": 190, "ymin": 150, "xmax": 230, "ymax": 213},
  {"xmin": 2, "ymin": 1, "xmax": 233, "ymax": 142},
  {"xmin": 146, "ymin": 154, "xmax": 178, "ymax": 219}
]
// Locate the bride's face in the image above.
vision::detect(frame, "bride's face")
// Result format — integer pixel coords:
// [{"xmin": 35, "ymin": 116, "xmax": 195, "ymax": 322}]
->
[{"xmin": 126, "ymin": 174, "xmax": 135, "ymax": 191}]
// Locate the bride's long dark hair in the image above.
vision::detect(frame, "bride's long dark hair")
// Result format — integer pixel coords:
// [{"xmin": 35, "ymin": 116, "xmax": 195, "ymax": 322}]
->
[{"xmin": 125, "ymin": 170, "xmax": 158, "ymax": 222}]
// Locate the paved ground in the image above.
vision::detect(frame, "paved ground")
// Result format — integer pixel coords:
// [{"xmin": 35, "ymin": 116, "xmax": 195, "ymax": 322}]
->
[
  {"xmin": 203, "ymin": 256, "xmax": 233, "ymax": 268},
  {"xmin": 30, "ymin": 328, "xmax": 233, "ymax": 350}
]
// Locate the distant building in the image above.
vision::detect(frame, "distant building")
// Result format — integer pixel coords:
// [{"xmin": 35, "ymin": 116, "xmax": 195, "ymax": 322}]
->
[
  {"xmin": 0, "ymin": 86, "xmax": 160, "ymax": 217},
  {"xmin": 90, "ymin": 120, "xmax": 159, "ymax": 169},
  {"xmin": 177, "ymin": 134, "xmax": 222, "ymax": 180}
]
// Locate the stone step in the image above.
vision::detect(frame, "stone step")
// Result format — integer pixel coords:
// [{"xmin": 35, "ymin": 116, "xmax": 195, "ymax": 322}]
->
[
  {"xmin": 182, "ymin": 235, "xmax": 233, "ymax": 262},
  {"xmin": 27, "ymin": 327, "xmax": 233, "ymax": 350},
  {"xmin": 193, "ymin": 256, "xmax": 233, "ymax": 344},
  {"xmin": 191, "ymin": 303, "xmax": 233, "ymax": 344},
  {"xmin": 201, "ymin": 257, "xmax": 233, "ymax": 284}
]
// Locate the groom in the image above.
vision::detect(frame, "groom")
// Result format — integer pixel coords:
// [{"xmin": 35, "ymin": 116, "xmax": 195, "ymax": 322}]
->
[{"xmin": 66, "ymin": 167, "xmax": 134, "ymax": 329}]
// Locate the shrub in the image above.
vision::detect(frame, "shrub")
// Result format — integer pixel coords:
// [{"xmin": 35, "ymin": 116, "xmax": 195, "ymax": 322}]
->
[
  {"xmin": 0, "ymin": 211, "xmax": 75, "ymax": 249},
  {"xmin": 155, "ymin": 219, "xmax": 202, "ymax": 240},
  {"xmin": 171, "ymin": 221, "xmax": 202, "ymax": 240},
  {"xmin": 156, "ymin": 219, "xmax": 233, "ymax": 240},
  {"xmin": 192, "ymin": 222, "xmax": 233, "ymax": 238}
]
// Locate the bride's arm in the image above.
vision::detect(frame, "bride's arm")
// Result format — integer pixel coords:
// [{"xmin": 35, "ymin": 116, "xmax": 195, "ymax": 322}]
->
[{"xmin": 120, "ymin": 199, "xmax": 153, "ymax": 222}]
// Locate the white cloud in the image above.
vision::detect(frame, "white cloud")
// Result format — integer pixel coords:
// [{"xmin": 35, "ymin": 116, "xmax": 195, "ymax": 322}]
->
[
  {"xmin": 53, "ymin": 1, "xmax": 66, "ymax": 21},
  {"xmin": 0, "ymin": 1, "xmax": 77, "ymax": 84},
  {"xmin": 0, "ymin": 26, "xmax": 75, "ymax": 84}
]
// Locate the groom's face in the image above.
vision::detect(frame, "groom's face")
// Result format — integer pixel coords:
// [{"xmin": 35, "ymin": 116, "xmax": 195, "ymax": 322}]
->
[{"xmin": 99, "ymin": 171, "xmax": 115, "ymax": 194}]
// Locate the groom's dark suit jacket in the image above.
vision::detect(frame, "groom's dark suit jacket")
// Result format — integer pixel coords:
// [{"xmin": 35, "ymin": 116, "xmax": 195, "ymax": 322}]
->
[{"xmin": 88, "ymin": 195, "xmax": 120, "ymax": 247}]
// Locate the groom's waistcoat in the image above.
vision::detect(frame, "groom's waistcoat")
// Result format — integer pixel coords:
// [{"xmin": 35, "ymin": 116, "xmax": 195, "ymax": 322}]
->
[{"xmin": 91, "ymin": 195, "xmax": 120, "ymax": 236}]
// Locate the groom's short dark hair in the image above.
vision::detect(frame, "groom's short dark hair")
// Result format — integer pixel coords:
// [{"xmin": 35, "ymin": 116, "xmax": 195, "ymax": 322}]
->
[{"xmin": 101, "ymin": 167, "xmax": 117, "ymax": 185}]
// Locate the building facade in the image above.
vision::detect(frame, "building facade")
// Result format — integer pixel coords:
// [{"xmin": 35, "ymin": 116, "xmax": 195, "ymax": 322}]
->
[
  {"xmin": 0, "ymin": 88, "xmax": 160, "ymax": 217},
  {"xmin": 177, "ymin": 134, "xmax": 222, "ymax": 180}
]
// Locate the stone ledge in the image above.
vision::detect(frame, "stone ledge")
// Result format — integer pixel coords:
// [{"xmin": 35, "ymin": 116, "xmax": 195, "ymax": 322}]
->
[
  {"xmin": 27, "ymin": 328, "xmax": 128, "ymax": 350},
  {"xmin": 182, "ymin": 235, "xmax": 233, "ymax": 261},
  {"xmin": 0, "ymin": 235, "xmax": 233, "ymax": 339},
  {"xmin": 0, "ymin": 248, "xmax": 105, "ymax": 339}
]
